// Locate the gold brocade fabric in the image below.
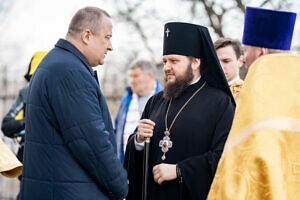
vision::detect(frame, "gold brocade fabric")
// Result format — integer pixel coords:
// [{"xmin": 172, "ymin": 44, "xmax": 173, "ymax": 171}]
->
[
  {"xmin": 230, "ymin": 79, "xmax": 244, "ymax": 101},
  {"xmin": 0, "ymin": 138, "xmax": 22, "ymax": 178},
  {"xmin": 207, "ymin": 54, "xmax": 300, "ymax": 200}
]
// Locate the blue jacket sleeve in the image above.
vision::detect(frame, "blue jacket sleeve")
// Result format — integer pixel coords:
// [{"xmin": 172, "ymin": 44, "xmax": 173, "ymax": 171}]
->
[{"xmin": 50, "ymin": 70, "xmax": 128, "ymax": 200}]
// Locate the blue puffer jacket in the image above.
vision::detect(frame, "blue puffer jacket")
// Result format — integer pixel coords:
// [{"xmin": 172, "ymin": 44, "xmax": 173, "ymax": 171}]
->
[{"xmin": 20, "ymin": 39, "xmax": 128, "ymax": 200}]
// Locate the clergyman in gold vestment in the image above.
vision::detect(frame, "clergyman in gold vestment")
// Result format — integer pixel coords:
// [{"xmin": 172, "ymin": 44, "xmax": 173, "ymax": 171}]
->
[{"xmin": 208, "ymin": 7, "xmax": 299, "ymax": 200}]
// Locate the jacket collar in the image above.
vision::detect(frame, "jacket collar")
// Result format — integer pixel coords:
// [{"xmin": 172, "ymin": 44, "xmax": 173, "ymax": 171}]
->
[{"xmin": 55, "ymin": 39, "xmax": 94, "ymax": 76}]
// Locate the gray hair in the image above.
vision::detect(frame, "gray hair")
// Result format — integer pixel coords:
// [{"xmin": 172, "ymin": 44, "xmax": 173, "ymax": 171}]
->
[
  {"xmin": 67, "ymin": 7, "xmax": 110, "ymax": 37},
  {"xmin": 130, "ymin": 60, "xmax": 156, "ymax": 74}
]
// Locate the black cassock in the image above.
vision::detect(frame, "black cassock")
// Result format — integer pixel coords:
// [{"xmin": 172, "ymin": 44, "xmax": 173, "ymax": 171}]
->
[{"xmin": 124, "ymin": 78, "xmax": 235, "ymax": 200}]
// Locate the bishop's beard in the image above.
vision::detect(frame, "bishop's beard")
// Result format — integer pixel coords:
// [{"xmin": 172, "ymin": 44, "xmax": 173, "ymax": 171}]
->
[{"xmin": 163, "ymin": 63, "xmax": 194, "ymax": 100}]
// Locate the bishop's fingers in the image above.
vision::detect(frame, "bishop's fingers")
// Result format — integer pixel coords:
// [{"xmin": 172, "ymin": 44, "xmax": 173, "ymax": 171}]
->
[{"xmin": 139, "ymin": 119, "xmax": 156, "ymax": 127}]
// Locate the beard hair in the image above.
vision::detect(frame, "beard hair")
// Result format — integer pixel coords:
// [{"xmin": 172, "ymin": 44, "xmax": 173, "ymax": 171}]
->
[{"xmin": 163, "ymin": 62, "xmax": 194, "ymax": 100}]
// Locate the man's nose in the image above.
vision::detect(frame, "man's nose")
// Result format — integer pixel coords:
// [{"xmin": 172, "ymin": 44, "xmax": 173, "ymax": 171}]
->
[
  {"xmin": 164, "ymin": 62, "xmax": 172, "ymax": 71},
  {"xmin": 107, "ymin": 41, "xmax": 113, "ymax": 51}
]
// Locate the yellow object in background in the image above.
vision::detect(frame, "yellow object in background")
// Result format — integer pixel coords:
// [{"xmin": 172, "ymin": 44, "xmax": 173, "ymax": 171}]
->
[
  {"xmin": 14, "ymin": 109, "xmax": 24, "ymax": 121},
  {"xmin": 0, "ymin": 138, "xmax": 22, "ymax": 178},
  {"xmin": 230, "ymin": 78, "xmax": 244, "ymax": 102},
  {"xmin": 24, "ymin": 51, "xmax": 48, "ymax": 81},
  {"xmin": 29, "ymin": 51, "xmax": 48, "ymax": 76},
  {"xmin": 208, "ymin": 54, "xmax": 300, "ymax": 200}
]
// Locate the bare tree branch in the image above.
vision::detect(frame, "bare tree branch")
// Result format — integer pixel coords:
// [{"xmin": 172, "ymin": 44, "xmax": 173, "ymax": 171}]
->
[
  {"xmin": 115, "ymin": 0, "xmax": 297, "ymax": 63},
  {"xmin": 190, "ymin": 0, "xmax": 198, "ymax": 19},
  {"xmin": 235, "ymin": 0, "xmax": 245, "ymax": 13},
  {"xmin": 114, "ymin": 0, "xmax": 156, "ymax": 62},
  {"xmin": 260, "ymin": 0, "xmax": 271, "ymax": 7},
  {"xmin": 201, "ymin": 0, "xmax": 224, "ymax": 37}
]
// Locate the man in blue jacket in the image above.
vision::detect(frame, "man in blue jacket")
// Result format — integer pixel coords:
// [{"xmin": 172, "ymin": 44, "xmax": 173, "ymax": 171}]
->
[
  {"xmin": 115, "ymin": 60, "xmax": 162, "ymax": 163},
  {"xmin": 20, "ymin": 7, "xmax": 128, "ymax": 200}
]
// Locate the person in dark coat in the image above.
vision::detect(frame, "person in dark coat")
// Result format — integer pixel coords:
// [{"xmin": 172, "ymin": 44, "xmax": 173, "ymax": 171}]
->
[
  {"xmin": 124, "ymin": 22, "xmax": 235, "ymax": 200},
  {"xmin": 2, "ymin": 51, "xmax": 48, "ymax": 165},
  {"xmin": 1, "ymin": 51, "xmax": 48, "ymax": 200},
  {"xmin": 20, "ymin": 7, "xmax": 128, "ymax": 200}
]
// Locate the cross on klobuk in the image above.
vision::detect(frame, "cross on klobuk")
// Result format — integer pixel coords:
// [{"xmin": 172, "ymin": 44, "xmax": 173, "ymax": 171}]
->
[{"xmin": 165, "ymin": 28, "xmax": 170, "ymax": 37}]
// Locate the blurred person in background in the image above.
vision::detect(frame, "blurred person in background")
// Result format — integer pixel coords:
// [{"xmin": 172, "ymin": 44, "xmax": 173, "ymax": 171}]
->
[
  {"xmin": 214, "ymin": 38, "xmax": 244, "ymax": 100},
  {"xmin": 115, "ymin": 60, "xmax": 162, "ymax": 164},
  {"xmin": 1, "ymin": 50, "xmax": 47, "ymax": 200},
  {"xmin": 20, "ymin": 7, "xmax": 128, "ymax": 200},
  {"xmin": 1, "ymin": 51, "xmax": 48, "ymax": 166},
  {"xmin": 208, "ymin": 7, "xmax": 299, "ymax": 200}
]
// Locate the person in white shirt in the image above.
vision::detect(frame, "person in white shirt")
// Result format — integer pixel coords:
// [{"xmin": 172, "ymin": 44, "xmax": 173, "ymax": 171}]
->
[{"xmin": 115, "ymin": 60, "xmax": 162, "ymax": 163}]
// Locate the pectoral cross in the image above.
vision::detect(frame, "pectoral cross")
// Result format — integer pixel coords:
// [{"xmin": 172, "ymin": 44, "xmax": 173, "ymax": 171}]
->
[
  {"xmin": 165, "ymin": 28, "xmax": 170, "ymax": 37},
  {"xmin": 159, "ymin": 131, "xmax": 173, "ymax": 160}
]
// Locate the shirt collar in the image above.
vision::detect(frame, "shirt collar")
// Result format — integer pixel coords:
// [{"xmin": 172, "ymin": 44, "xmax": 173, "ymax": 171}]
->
[
  {"xmin": 190, "ymin": 76, "xmax": 201, "ymax": 85},
  {"xmin": 228, "ymin": 75, "xmax": 240, "ymax": 86}
]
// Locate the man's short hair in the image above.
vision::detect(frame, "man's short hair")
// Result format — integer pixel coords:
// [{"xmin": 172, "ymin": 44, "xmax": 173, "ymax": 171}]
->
[
  {"xmin": 67, "ymin": 7, "xmax": 110, "ymax": 37},
  {"xmin": 214, "ymin": 38, "xmax": 244, "ymax": 59},
  {"xmin": 130, "ymin": 60, "xmax": 156, "ymax": 74}
]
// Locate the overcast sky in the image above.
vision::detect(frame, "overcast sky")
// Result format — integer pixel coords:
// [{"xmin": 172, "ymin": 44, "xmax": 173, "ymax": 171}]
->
[{"xmin": 0, "ymin": 0, "xmax": 299, "ymax": 81}]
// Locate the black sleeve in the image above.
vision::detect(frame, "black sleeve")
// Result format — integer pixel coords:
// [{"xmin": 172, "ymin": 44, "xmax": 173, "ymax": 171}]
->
[
  {"xmin": 123, "ymin": 94, "xmax": 157, "ymax": 200},
  {"xmin": 1, "ymin": 90, "xmax": 26, "ymax": 138},
  {"xmin": 124, "ymin": 134, "xmax": 143, "ymax": 200},
  {"xmin": 178, "ymin": 95, "xmax": 235, "ymax": 200}
]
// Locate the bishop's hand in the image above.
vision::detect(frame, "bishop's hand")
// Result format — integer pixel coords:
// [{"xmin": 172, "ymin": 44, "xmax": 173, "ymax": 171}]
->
[
  {"xmin": 153, "ymin": 163, "xmax": 177, "ymax": 184},
  {"xmin": 136, "ymin": 119, "xmax": 155, "ymax": 143}
]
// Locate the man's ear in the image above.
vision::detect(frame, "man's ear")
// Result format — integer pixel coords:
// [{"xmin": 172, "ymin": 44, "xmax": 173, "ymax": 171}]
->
[
  {"xmin": 260, "ymin": 47, "xmax": 269, "ymax": 56},
  {"xmin": 238, "ymin": 55, "xmax": 244, "ymax": 68},
  {"xmin": 148, "ymin": 72, "xmax": 155, "ymax": 79},
  {"xmin": 81, "ymin": 29, "xmax": 92, "ymax": 45},
  {"xmin": 191, "ymin": 58, "xmax": 201, "ymax": 71}
]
